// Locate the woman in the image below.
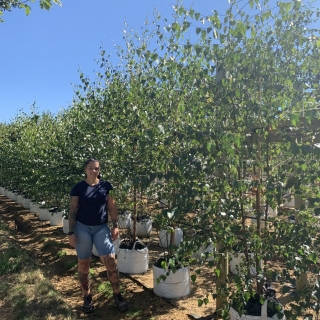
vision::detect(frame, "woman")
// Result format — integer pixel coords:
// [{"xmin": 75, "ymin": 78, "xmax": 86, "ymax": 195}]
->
[{"xmin": 68, "ymin": 158, "xmax": 128, "ymax": 313}]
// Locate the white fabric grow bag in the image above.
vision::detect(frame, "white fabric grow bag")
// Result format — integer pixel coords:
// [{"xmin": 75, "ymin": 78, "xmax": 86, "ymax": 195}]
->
[
  {"xmin": 50, "ymin": 211, "xmax": 63, "ymax": 226},
  {"xmin": 153, "ymin": 264, "xmax": 191, "ymax": 299},
  {"xmin": 62, "ymin": 217, "xmax": 68, "ymax": 234},
  {"xmin": 22, "ymin": 198, "xmax": 31, "ymax": 209},
  {"xmin": 229, "ymin": 299, "xmax": 285, "ymax": 320},
  {"xmin": 229, "ymin": 252, "xmax": 258, "ymax": 275},
  {"xmin": 39, "ymin": 208, "xmax": 51, "ymax": 221},
  {"xmin": 193, "ymin": 241, "xmax": 215, "ymax": 261},
  {"xmin": 130, "ymin": 218, "xmax": 152, "ymax": 237},
  {"xmin": 30, "ymin": 202, "xmax": 40, "ymax": 214},
  {"xmin": 159, "ymin": 228, "xmax": 183, "ymax": 248},
  {"xmin": 117, "ymin": 240, "xmax": 149, "ymax": 274},
  {"xmin": 6, "ymin": 190, "xmax": 13, "ymax": 199},
  {"xmin": 11, "ymin": 192, "xmax": 18, "ymax": 201},
  {"xmin": 283, "ymin": 190, "xmax": 295, "ymax": 208},
  {"xmin": 118, "ymin": 211, "xmax": 131, "ymax": 229},
  {"xmin": 17, "ymin": 195, "xmax": 24, "ymax": 204}
]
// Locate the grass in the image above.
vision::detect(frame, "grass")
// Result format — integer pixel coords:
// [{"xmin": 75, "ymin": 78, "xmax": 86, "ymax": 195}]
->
[
  {"xmin": 0, "ymin": 221, "xmax": 9, "ymax": 231},
  {"xmin": 0, "ymin": 216, "xmax": 75, "ymax": 320},
  {"xmin": 0, "ymin": 243, "xmax": 32, "ymax": 275},
  {"xmin": 0, "ymin": 215, "xmax": 164, "ymax": 320},
  {"xmin": 7, "ymin": 271, "xmax": 74, "ymax": 320}
]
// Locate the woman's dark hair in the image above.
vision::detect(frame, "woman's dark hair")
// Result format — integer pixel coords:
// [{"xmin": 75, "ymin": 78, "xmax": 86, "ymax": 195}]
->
[{"xmin": 84, "ymin": 158, "xmax": 101, "ymax": 179}]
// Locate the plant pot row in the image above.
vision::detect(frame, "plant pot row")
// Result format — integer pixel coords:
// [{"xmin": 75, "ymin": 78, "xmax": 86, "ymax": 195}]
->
[
  {"xmin": 0, "ymin": 187, "xmax": 258, "ymax": 302},
  {"xmin": 1, "ymin": 188, "xmax": 191, "ymax": 299},
  {"xmin": 0, "ymin": 188, "xmax": 65, "ymax": 227}
]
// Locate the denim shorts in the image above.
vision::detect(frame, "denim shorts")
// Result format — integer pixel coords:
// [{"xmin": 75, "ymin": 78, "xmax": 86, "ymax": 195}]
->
[{"xmin": 74, "ymin": 221, "xmax": 115, "ymax": 259}]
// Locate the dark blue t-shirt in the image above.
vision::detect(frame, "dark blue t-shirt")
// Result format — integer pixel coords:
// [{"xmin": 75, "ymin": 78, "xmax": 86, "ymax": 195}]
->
[{"xmin": 70, "ymin": 180, "xmax": 113, "ymax": 226}]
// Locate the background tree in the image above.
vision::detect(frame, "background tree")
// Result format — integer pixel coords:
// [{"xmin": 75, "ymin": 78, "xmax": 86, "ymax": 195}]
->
[{"xmin": 0, "ymin": 0, "xmax": 62, "ymax": 22}]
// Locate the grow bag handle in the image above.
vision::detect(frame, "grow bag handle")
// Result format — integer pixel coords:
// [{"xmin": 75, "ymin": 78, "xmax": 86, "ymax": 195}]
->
[
  {"xmin": 133, "ymin": 239, "xmax": 146, "ymax": 250},
  {"xmin": 118, "ymin": 239, "xmax": 146, "ymax": 251}
]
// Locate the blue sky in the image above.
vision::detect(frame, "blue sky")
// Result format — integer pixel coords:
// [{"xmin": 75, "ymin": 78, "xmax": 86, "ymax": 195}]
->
[{"xmin": 1, "ymin": 0, "xmax": 319, "ymax": 123}]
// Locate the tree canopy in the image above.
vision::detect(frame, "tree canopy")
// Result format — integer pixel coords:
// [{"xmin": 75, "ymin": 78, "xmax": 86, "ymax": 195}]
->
[{"xmin": 0, "ymin": 0, "xmax": 62, "ymax": 22}]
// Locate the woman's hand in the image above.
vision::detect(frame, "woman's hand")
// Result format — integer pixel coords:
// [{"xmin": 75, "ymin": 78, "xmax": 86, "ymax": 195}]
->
[
  {"xmin": 68, "ymin": 234, "xmax": 77, "ymax": 248},
  {"xmin": 111, "ymin": 227, "xmax": 119, "ymax": 241}
]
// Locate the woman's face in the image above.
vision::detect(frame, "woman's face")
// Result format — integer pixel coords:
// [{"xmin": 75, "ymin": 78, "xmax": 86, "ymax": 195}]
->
[{"xmin": 85, "ymin": 161, "xmax": 100, "ymax": 178}]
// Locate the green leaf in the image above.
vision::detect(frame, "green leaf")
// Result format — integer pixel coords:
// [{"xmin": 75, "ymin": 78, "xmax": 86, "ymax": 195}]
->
[
  {"xmin": 275, "ymin": 304, "xmax": 282, "ymax": 312},
  {"xmin": 300, "ymin": 164, "xmax": 307, "ymax": 172},
  {"xmin": 191, "ymin": 274, "xmax": 197, "ymax": 283},
  {"xmin": 24, "ymin": 5, "xmax": 31, "ymax": 15},
  {"xmin": 308, "ymin": 252, "xmax": 317, "ymax": 264},
  {"xmin": 179, "ymin": 102, "xmax": 185, "ymax": 113},
  {"xmin": 161, "ymin": 261, "xmax": 168, "ymax": 270},
  {"xmin": 244, "ymin": 291, "xmax": 251, "ymax": 301},
  {"xmin": 290, "ymin": 113, "xmax": 299, "ymax": 127},
  {"xmin": 284, "ymin": 2, "xmax": 293, "ymax": 13}
]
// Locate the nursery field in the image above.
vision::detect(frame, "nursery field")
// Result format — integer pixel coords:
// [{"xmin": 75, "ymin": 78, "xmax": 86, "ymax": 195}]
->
[
  {"xmin": 0, "ymin": 194, "xmax": 219, "ymax": 320},
  {"xmin": 1, "ymin": 1, "xmax": 320, "ymax": 318},
  {"xmin": 1, "ymin": 193, "xmax": 317, "ymax": 320}
]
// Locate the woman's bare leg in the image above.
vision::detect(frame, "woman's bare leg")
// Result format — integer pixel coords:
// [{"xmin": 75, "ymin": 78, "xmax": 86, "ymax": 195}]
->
[
  {"xmin": 78, "ymin": 258, "xmax": 91, "ymax": 295},
  {"xmin": 100, "ymin": 254, "xmax": 120, "ymax": 294}
]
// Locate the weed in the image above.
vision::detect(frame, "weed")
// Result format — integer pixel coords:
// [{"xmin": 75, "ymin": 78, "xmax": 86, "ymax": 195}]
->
[
  {"xmin": 0, "ymin": 222, "xmax": 9, "ymax": 231},
  {"xmin": 126, "ymin": 308, "xmax": 142, "ymax": 318},
  {"xmin": 57, "ymin": 250, "xmax": 67, "ymax": 258},
  {"xmin": 65, "ymin": 260, "xmax": 77, "ymax": 270},
  {"xmin": 42, "ymin": 240, "xmax": 58, "ymax": 249},
  {"xmin": 76, "ymin": 268, "xmax": 95, "ymax": 278},
  {"xmin": 98, "ymin": 282, "xmax": 113, "ymax": 297}
]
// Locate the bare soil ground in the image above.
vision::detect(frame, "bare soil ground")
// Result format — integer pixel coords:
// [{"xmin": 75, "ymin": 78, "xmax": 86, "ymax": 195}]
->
[{"xmin": 0, "ymin": 195, "xmax": 218, "ymax": 320}]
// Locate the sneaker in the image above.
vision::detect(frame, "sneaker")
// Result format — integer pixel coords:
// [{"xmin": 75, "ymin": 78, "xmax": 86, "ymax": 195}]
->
[
  {"xmin": 82, "ymin": 294, "xmax": 95, "ymax": 313},
  {"xmin": 113, "ymin": 293, "xmax": 129, "ymax": 312}
]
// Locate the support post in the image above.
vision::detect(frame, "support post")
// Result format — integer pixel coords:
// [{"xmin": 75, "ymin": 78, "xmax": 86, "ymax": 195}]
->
[{"xmin": 296, "ymin": 272, "xmax": 308, "ymax": 292}]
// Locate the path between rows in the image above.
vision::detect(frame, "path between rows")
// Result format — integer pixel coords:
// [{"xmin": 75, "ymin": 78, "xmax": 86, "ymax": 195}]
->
[{"xmin": 0, "ymin": 194, "xmax": 217, "ymax": 320}]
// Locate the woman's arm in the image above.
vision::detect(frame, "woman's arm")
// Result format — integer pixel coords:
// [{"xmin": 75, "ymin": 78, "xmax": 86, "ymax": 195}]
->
[
  {"xmin": 68, "ymin": 195, "xmax": 79, "ymax": 248},
  {"xmin": 108, "ymin": 194, "xmax": 119, "ymax": 241}
]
